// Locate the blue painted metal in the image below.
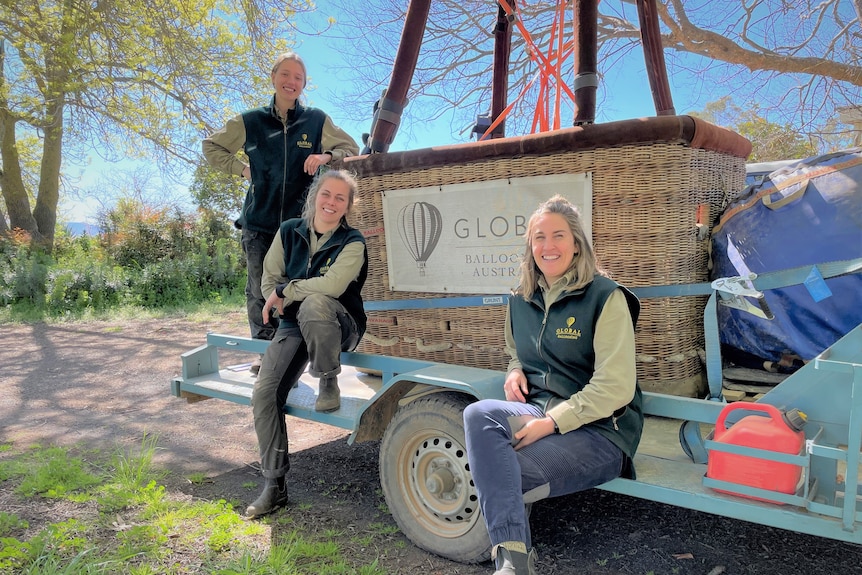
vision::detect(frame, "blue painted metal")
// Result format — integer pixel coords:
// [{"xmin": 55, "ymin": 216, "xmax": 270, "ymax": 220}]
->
[
  {"xmin": 171, "ymin": 335, "xmax": 506, "ymax": 434},
  {"xmin": 598, "ymin": 324, "xmax": 862, "ymax": 544},
  {"xmin": 702, "ymin": 293, "xmax": 724, "ymax": 400},
  {"xmin": 364, "ymin": 294, "xmax": 509, "ymax": 311},
  {"xmin": 170, "ymin": 266, "xmax": 862, "ymax": 546}
]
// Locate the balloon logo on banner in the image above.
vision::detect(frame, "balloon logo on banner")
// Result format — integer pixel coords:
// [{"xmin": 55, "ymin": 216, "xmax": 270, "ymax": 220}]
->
[{"xmin": 397, "ymin": 201, "xmax": 443, "ymax": 276}]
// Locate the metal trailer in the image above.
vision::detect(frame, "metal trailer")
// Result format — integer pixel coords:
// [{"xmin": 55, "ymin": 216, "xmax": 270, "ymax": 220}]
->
[{"xmin": 170, "ymin": 260, "xmax": 862, "ymax": 563}]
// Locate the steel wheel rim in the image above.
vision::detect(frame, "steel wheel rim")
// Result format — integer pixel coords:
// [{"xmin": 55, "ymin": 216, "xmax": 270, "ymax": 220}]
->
[{"xmin": 395, "ymin": 429, "xmax": 481, "ymax": 538}]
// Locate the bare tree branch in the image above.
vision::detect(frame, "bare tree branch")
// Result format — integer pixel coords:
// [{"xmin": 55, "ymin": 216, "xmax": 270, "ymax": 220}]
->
[{"xmin": 326, "ymin": 0, "xmax": 861, "ymax": 148}]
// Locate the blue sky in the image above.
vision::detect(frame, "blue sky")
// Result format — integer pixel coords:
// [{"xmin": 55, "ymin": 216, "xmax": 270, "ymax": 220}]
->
[
  {"xmin": 61, "ymin": 5, "xmax": 737, "ymax": 223},
  {"xmin": 286, "ymin": 4, "xmax": 734, "ymax": 152},
  {"xmin": 291, "ymin": 16, "xmax": 698, "ymax": 152}
]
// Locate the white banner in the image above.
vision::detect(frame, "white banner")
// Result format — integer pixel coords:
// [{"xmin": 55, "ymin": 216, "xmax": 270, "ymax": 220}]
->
[{"xmin": 381, "ymin": 173, "xmax": 592, "ymax": 294}]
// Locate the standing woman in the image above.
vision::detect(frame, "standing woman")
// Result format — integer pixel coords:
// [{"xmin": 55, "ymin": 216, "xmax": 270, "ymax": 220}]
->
[
  {"xmin": 463, "ymin": 195, "xmax": 643, "ymax": 575},
  {"xmin": 203, "ymin": 52, "xmax": 359, "ymax": 372},
  {"xmin": 246, "ymin": 169, "xmax": 367, "ymax": 518}
]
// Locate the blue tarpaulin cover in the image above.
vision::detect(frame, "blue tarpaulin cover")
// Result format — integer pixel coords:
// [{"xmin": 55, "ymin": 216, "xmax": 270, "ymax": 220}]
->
[{"xmin": 711, "ymin": 148, "xmax": 862, "ymax": 361}]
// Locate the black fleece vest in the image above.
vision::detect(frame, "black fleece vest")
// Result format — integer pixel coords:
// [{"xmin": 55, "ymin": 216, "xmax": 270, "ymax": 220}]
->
[
  {"xmin": 278, "ymin": 219, "xmax": 368, "ymax": 335},
  {"xmin": 509, "ymin": 275, "xmax": 643, "ymax": 464},
  {"xmin": 238, "ymin": 100, "xmax": 326, "ymax": 234}
]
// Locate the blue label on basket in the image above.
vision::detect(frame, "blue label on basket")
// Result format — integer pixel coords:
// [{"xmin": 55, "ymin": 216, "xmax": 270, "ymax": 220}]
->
[{"xmin": 804, "ymin": 266, "xmax": 832, "ymax": 303}]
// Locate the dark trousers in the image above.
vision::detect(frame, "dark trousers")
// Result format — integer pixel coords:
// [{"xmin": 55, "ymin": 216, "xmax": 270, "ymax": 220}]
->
[
  {"xmin": 251, "ymin": 294, "xmax": 360, "ymax": 478},
  {"xmin": 463, "ymin": 399, "xmax": 624, "ymax": 549},
  {"xmin": 241, "ymin": 229, "xmax": 278, "ymax": 341}
]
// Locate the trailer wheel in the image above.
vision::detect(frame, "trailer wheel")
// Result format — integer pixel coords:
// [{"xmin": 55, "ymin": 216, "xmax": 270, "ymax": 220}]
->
[{"xmin": 379, "ymin": 392, "xmax": 490, "ymax": 563}]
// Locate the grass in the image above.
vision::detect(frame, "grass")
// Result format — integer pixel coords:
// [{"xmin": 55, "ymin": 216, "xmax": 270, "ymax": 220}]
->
[
  {"xmin": 0, "ymin": 292, "xmax": 245, "ymax": 326},
  {"xmin": 0, "ymin": 439, "xmax": 389, "ymax": 575}
]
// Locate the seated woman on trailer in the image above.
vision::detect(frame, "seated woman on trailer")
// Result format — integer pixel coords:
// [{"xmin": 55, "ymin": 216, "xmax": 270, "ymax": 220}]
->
[
  {"xmin": 463, "ymin": 194, "xmax": 644, "ymax": 575},
  {"xmin": 246, "ymin": 169, "xmax": 368, "ymax": 518}
]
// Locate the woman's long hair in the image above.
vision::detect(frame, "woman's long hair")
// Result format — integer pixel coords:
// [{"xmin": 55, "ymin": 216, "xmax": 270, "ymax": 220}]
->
[
  {"xmin": 301, "ymin": 169, "xmax": 359, "ymax": 228},
  {"xmin": 516, "ymin": 194, "xmax": 601, "ymax": 300}
]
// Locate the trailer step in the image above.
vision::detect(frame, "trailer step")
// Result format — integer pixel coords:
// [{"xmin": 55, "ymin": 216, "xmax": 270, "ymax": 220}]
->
[{"xmin": 171, "ymin": 366, "xmax": 383, "ymax": 430}]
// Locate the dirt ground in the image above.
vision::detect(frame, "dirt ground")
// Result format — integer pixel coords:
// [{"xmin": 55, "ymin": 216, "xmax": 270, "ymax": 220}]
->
[{"xmin": 2, "ymin": 314, "xmax": 862, "ymax": 575}]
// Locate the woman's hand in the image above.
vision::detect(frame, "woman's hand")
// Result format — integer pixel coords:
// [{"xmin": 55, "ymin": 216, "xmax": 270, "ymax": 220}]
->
[
  {"xmin": 262, "ymin": 290, "xmax": 285, "ymax": 324},
  {"xmin": 241, "ymin": 166, "xmax": 251, "ymax": 181},
  {"xmin": 513, "ymin": 416, "xmax": 557, "ymax": 450},
  {"xmin": 303, "ymin": 153, "xmax": 331, "ymax": 175},
  {"xmin": 504, "ymin": 369, "xmax": 529, "ymax": 403}
]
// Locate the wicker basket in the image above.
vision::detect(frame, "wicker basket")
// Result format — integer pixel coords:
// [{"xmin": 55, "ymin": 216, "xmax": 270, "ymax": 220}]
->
[{"xmin": 343, "ymin": 116, "xmax": 750, "ymax": 396}]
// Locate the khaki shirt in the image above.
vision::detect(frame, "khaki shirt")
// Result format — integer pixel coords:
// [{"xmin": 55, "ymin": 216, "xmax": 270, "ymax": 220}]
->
[{"xmin": 203, "ymin": 111, "xmax": 359, "ymax": 178}]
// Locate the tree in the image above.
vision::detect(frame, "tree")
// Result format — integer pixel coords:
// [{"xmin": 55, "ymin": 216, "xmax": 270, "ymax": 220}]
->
[
  {"xmin": 188, "ymin": 161, "xmax": 246, "ymax": 224},
  {"xmin": 0, "ymin": 0, "xmax": 309, "ymax": 251},
  {"xmin": 323, "ymin": 0, "xmax": 861, "ymax": 150},
  {"xmin": 693, "ymin": 97, "xmax": 818, "ymax": 162}
]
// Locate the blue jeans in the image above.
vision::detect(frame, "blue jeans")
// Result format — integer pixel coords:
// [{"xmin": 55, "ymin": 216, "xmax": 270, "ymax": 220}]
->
[
  {"xmin": 241, "ymin": 229, "xmax": 278, "ymax": 341},
  {"xmin": 463, "ymin": 399, "xmax": 624, "ymax": 549},
  {"xmin": 251, "ymin": 294, "xmax": 361, "ymax": 478}
]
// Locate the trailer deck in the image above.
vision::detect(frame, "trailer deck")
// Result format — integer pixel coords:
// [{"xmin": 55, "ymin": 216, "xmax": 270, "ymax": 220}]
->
[{"xmin": 172, "ymin": 323, "xmax": 862, "ymax": 548}]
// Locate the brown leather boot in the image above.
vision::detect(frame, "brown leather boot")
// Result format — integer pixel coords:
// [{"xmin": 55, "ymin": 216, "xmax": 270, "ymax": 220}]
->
[{"xmin": 315, "ymin": 376, "xmax": 340, "ymax": 412}]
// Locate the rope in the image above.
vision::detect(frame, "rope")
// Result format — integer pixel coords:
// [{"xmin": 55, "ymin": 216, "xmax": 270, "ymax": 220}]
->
[{"xmin": 478, "ymin": 0, "xmax": 579, "ymax": 140}]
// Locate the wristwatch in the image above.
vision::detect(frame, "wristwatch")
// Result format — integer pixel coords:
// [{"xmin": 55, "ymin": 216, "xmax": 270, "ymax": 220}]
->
[{"xmin": 552, "ymin": 418, "xmax": 560, "ymax": 434}]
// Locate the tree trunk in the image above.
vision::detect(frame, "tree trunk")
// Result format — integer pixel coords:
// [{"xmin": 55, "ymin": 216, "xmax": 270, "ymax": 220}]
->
[
  {"xmin": 32, "ymin": 116, "xmax": 64, "ymax": 251},
  {"xmin": 0, "ymin": 109, "xmax": 39, "ymax": 237}
]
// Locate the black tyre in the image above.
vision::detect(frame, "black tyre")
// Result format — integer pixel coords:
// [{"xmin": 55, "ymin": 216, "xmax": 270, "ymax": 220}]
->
[{"xmin": 379, "ymin": 392, "xmax": 491, "ymax": 563}]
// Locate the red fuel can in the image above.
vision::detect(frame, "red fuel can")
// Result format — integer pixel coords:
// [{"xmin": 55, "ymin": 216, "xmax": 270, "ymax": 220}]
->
[{"xmin": 706, "ymin": 403, "xmax": 806, "ymax": 504}]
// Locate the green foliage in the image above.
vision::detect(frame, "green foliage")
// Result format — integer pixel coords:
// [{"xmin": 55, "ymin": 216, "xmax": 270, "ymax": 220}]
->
[
  {"xmin": 0, "ymin": 452, "xmax": 28, "ymax": 481},
  {"xmin": 99, "ymin": 199, "xmax": 179, "ymax": 269},
  {"xmin": 189, "ymin": 162, "xmax": 246, "ymax": 222},
  {"xmin": 0, "ymin": 231, "xmax": 51, "ymax": 306},
  {"xmin": 1, "ymin": 200, "xmax": 244, "ymax": 315},
  {"xmin": 693, "ymin": 97, "xmax": 819, "ymax": 162},
  {"xmin": 0, "ymin": 0, "xmax": 302, "ymax": 246},
  {"xmin": 1, "ymin": 520, "xmax": 109, "ymax": 574},
  {"xmin": 187, "ymin": 472, "xmax": 210, "ymax": 485},
  {"xmin": 15, "ymin": 447, "xmax": 103, "ymax": 499},
  {"xmin": 213, "ymin": 530, "xmax": 386, "ymax": 575},
  {"xmin": 735, "ymin": 115, "xmax": 819, "ymax": 163},
  {"xmin": 100, "ymin": 199, "xmax": 244, "ymax": 308},
  {"xmin": 97, "ymin": 435, "xmax": 169, "ymax": 511},
  {"xmin": 0, "ymin": 537, "xmax": 32, "ymax": 572},
  {"xmin": 114, "ymin": 524, "xmax": 168, "ymax": 563},
  {"xmin": 128, "ymin": 259, "xmax": 193, "ymax": 307},
  {"xmin": 110, "ymin": 435, "xmax": 164, "ymax": 491},
  {"xmin": 45, "ymin": 265, "xmax": 126, "ymax": 313},
  {"xmin": 0, "ymin": 513, "xmax": 28, "ymax": 536}
]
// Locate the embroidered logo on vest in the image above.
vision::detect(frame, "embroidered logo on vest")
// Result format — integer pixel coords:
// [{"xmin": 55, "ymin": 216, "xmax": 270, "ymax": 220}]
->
[
  {"xmin": 297, "ymin": 133, "xmax": 313, "ymax": 149},
  {"xmin": 556, "ymin": 316, "xmax": 582, "ymax": 340},
  {"xmin": 318, "ymin": 258, "xmax": 332, "ymax": 275}
]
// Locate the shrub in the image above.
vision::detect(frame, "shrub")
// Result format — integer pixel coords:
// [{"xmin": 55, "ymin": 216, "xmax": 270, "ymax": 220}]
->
[
  {"xmin": 46, "ymin": 265, "xmax": 126, "ymax": 312},
  {"xmin": 1, "ymin": 205, "xmax": 243, "ymax": 315},
  {"xmin": 128, "ymin": 259, "xmax": 193, "ymax": 307},
  {"xmin": 0, "ymin": 231, "xmax": 50, "ymax": 306}
]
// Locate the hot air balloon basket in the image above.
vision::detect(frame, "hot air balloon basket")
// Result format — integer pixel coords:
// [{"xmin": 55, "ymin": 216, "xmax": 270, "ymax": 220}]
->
[{"xmin": 344, "ymin": 121, "xmax": 747, "ymax": 397}]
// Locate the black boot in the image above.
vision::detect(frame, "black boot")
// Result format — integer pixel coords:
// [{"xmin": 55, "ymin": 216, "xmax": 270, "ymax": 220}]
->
[
  {"xmin": 315, "ymin": 376, "xmax": 340, "ymax": 412},
  {"xmin": 245, "ymin": 477, "xmax": 288, "ymax": 518},
  {"xmin": 493, "ymin": 544, "xmax": 538, "ymax": 575}
]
